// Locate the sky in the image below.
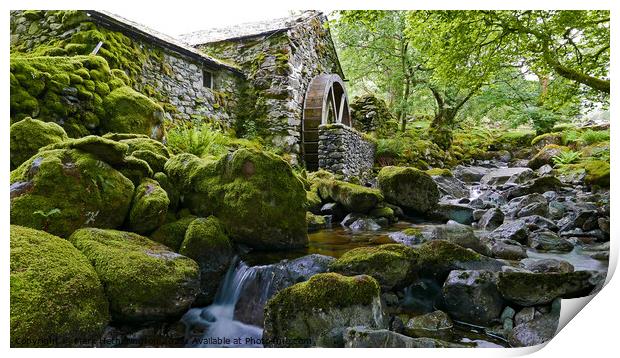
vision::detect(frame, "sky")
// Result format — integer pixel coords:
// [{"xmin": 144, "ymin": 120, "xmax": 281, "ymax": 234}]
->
[{"xmin": 107, "ymin": 8, "xmax": 315, "ymax": 38}]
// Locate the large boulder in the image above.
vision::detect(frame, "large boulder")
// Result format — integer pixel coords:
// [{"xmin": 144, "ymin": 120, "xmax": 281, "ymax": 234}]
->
[
  {"xmin": 315, "ymin": 179, "xmax": 383, "ymax": 213},
  {"xmin": 165, "ymin": 148, "xmax": 308, "ymax": 250},
  {"xmin": 432, "ymin": 175, "xmax": 469, "ymax": 199},
  {"xmin": 497, "ymin": 271, "xmax": 603, "ymax": 306},
  {"xmin": 10, "ymin": 225, "xmax": 110, "ymax": 347},
  {"xmin": 377, "ymin": 166, "xmax": 439, "ymax": 214},
  {"xmin": 101, "ymin": 86, "xmax": 164, "ymax": 138},
  {"xmin": 429, "ymin": 220, "xmax": 488, "ymax": 255},
  {"xmin": 328, "ymin": 244, "xmax": 418, "ymax": 290},
  {"xmin": 235, "ymin": 254, "xmax": 334, "ymax": 326},
  {"xmin": 178, "ymin": 217, "xmax": 234, "ymax": 305},
  {"xmin": 528, "ymin": 145, "xmax": 569, "ymax": 169},
  {"xmin": 263, "ymin": 273, "xmax": 385, "ymax": 347},
  {"xmin": 10, "ymin": 117, "xmax": 68, "ymax": 169},
  {"xmin": 442, "ymin": 270, "xmax": 504, "ymax": 326},
  {"xmin": 68, "ymin": 228, "xmax": 200, "ymax": 323},
  {"xmin": 10, "ymin": 148, "xmax": 134, "ymax": 237},
  {"xmin": 128, "ymin": 178, "xmax": 170, "ymax": 235},
  {"xmin": 480, "ymin": 167, "xmax": 534, "ymax": 186}
]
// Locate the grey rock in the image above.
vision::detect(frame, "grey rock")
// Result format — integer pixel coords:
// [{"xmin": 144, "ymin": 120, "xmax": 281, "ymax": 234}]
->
[
  {"xmin": 489, "ymin": 220, "xmax": 530, "ymax": 245},
  {"xmin": 404, "ymin": 310, "xmax": 453, "ymax": 340},
  {"xmin": 442, "ymin": 270, "xmax": 504, "ymax": 326},
  {"xmin": 478, "ymin": 208, "xmax": 505, "ymax": 231},
  {"xmin": 430, "ymin": 220, "xmax": 488, "ymax": 255},
  {"xmin": 344, "ymin": 327, "xmax": 464, "ymax": 348},
  {"xmin": 519, "ymin": 258, "xmax": 574, "ymax": 273},
  {"xmin": 508, "ymin": 311, "xmax": 559, "ymax": 347},
  {"xmin": 435, "ymin": 202, "xmax": 475, "ymax": 225},
  {"xmin": 480, "ymin": 167, "xmax": 534, "ymax": 186},
  {"xmin": 433, "ymin": 175, "xmax": 469, "ymax": 199},
  {"xmin": 528, "ymin": 230, "xmax": 574, "ymax": 252},
  {"xmin": 514, "ymin": 306, "xmax": 536, "ymax": 326},
  {"xmin": 454, "ymin": 166, "xmax": 490, "ymax": 183}
]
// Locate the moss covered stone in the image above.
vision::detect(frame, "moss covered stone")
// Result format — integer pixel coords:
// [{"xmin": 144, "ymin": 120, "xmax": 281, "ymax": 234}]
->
[
  {"xmin": 10, "ymin": 148, "xmax": 134, "ymax": 237},
  {"xmin": 426, "ymin": 168, "xmax": 453, "ymax": 177},
  {"xmin": 102, "ymin": 86, "xmax": 164, "ymax": 138},
  {"xmin": 166, "ymin": 148, "xmax": 308, "ymax": 250},
  {"xmin": 531, "ymin": 132, "xmax": 564, "ymax": 148},
  {"xmin": 40, "ymin": 135, "xmax": 129, "ymax": 165},
  {"xmin": 306, "ymin": 212, "xmax": 328, "ymax": 232},
  {"xmin": 179, "ymin": 217, "xmax": 233, "ymax": 304},
  {"xmin": 10, "ymin": 117, "xmax": 68, "ymax": 169},
  {"xmin": 68, "ymin": 228, "xmax": 200, "ymax": 323},
  {"xmin": 312, "ymin": 178, "xmax": 383, "ymax": 214},
  {"xmin": 263, "ymin": 272, "xmax": 383, "ymax": 347},
  {"xmin": 528, "ymin": 144, "xmax": 569, "ymax": 169},
  {"xmin": 10, "ymin": 225, "xmax": 109, "ymax": 347},
  {"xmin": 149, "ymin": 215, "xmax": 197, "ymax": 251},
  {"xmin": 329, "ymin": 244, "xmax": 418, "ymax": 289},
  {"xmin": 118, "ymin": 155, "xmax": 153, "ymax": 186},
  {"xmin": 128, "ymin": 178, "xmax": 170, "ymax": 235},
  {"xmin": 377, "ymin": 166, "xmax": 439, "ymax": 214}
]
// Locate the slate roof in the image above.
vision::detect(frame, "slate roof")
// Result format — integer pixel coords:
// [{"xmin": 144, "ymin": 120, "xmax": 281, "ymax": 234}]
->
[
  {"xmin": 179, "ymin": 11, "xmax": 321, "ymax": 45},
  {"xmin": 86, "ymin": 10, "xmax": 242, "ymax": 74}
]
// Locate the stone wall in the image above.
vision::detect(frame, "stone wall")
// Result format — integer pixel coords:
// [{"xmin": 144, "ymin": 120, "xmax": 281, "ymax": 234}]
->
[
  {"xmin": 318, "ymin": 123, "xmax": 375, "ymax": 180},
  {"xmin": 10, "ymin": 10, "xmax": 239, "ymax": 127},
  {"xmin": 199, "ymin": 12, "xmax": 343, "ymax": 159}
]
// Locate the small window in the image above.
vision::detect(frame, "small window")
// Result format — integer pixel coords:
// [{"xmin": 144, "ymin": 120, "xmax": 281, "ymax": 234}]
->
[{"xmin": 202, "ymin": 69, "xmax": 214, "ymax": 89}]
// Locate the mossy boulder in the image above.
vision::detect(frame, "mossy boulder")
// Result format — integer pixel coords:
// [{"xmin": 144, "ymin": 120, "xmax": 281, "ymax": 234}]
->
[
  {"xmin": 558, "ymin": 160, "xmax": 610, "ymax": 188},
  {"xmin": 178, "ymin": 217, "xmax": 234, "ymax": 305},
  {"xmin": 102, "ymin": 86, "xmax": 164, "ymax": 139},
  {"xmin": 10, "ymin": 148, "xmax": 134, "ymax": 237},
  {"xmin": 120, "ymin": 137, "xmax": 170, "ymax": 173},
  {"xmin": 68, "ymin": 228, "xmax": 200, "ymax": 323},
  {"xmin": 118, "ymin": 155, "xmax": 153, "ymax": 185},
  {"xmin": 306, "ymin": 212, "xmax": 328, "ymax": 232},
  {"xmin": 312, "ymin": 178, "xmax": 383, "ymax": 214},
  {"xmin": 329, "ymin": 244, "xmax": 418, "ymax": 290},
  {"xmin": 10, "ymin": 225, "xmax": 109, "ymax": 347},
  {"xmin": 531, "ymin": 132, "xmax": 564, "ymax": 149},
  {"xmin": 149, "ymin": 215, "xmax": 197, "ymax": 251},
  {"xmin": 10, "ymin": 117, "xmax": 68, "ymax": 169},
  {"xmin": 128, "ymin": 178, "xmax": 170, "ymax": 235},
  {"xmin": 40, "ymin": 135, "xmax": 129, "ymax": 165},
  {"xmin": 377, "ymin": 166, "xmax": 439, "ymax": 214},
  {"xmin": 263, "ymin": 272, "xmax": 385, "ymax": 347},
  {"xmin": 527, "ymin": 144, "xmax": 569, "ymax": 169},
  {"xmin": 166, "ymin": 148, "xmax": 308, "ymax": 250}
]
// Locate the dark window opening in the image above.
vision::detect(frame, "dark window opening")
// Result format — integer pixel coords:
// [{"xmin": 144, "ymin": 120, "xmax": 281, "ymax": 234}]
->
[{"xmin": 202, "ymin": 69, "xmax": 214, "ymax": 89}]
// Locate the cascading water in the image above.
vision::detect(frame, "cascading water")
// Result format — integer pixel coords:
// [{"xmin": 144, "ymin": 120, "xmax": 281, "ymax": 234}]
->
[{"xmin": 181, "ymin": 259, "xmax": 264, "ymax": 347}]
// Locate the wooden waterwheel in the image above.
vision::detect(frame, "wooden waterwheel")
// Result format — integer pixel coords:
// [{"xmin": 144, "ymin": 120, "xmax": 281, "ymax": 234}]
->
[{"xmin": 301, "ymin": 74, "xmax": 352, "ymax": 171}]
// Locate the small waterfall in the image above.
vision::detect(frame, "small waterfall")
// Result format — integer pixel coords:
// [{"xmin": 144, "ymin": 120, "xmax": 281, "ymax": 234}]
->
[{"xmin": 181, "ymin": 259, "xmax": 264, "ymax": 347}]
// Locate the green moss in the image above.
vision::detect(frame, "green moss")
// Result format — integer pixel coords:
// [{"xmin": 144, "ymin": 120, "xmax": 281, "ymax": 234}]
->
[
  {"xmin": 10, "ymin": 225, "xmax": 109, "ymax": 347},
  {"xmin": 329, "ymin": 244, "xmax": 418, "ymax": 289},
  {"xmin": 68, "ymin": 228, "xmax": 200, "ymax": 323},
  {"xmin": 265, "ymin": 272, "xmax": 380, "ymax": 324},
  {"xmin": 306, "ymin": 189, "xmax": 323, "ymax": 213},
  {"xmin": 496, "ymin": 130, "xmax": 536, "ymax": 151},
  {"xmin": 531, "ymin": 132, "xmax": 564, "ymax": 147},
  {"xmin": 102, "ymin": 86, "xmax": 164, "ymax": 138},
  {"xmin": 40, "ymin": 135, "xmax": 129, "ymax": 165},
  {"xmin": 377, "ymin": 166, "xmax": 439, "ymax": 214},
  {"xmin": 426, "ymin": 168, "xmax": 452, "ymax": 177},
  {"xmin": 402, "ymin": 228, "xmax": 422, "ymax": 237},
  {"xmin": 128, "ymin": 178, "xmax": 170, "ymax": 235},
  {"xmin": 118, "ymin": 155, "xmax": 153, "ymax": 186},
  {"xmin": 149, "ymin": 215, "xmax": 197, "ymax": 251},
  {"xmin": 10, "ymin": 148, "xmax": 134, "ymax": 237},
  {"xmin": 369, "ymin": 206, "xmax": 395, "ymax": 221},
  {"xmin": 10, "ymin": 117, "xmax": 68, "ymax": 169},
  {"xmin": 559, "ymin": 159, "xmax": 610, "ymax": 188},
  {"xmin": 168, "ymin": 148, "xmax": 308, "ymax": 250},
  {"xmin": 313, "ymin": 178, "xmax": 383, "ymax": 213},
  {"xmin": 415, "ymin": 240, "xmax": 482, "ymax": 268},
  {"xmin": 528, "ymin": 144, "xmax": 570, "ymax": 169},
  {"xmin": 178, "ymin": 217, "xmax": 232, "ymax": 260}
]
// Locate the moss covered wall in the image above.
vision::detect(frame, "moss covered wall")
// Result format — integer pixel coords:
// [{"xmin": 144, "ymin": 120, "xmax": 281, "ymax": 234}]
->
[
  {"xmin": 10, "ymin": 10, "xmax": 239, "ymax": 128},
  {"xmin": 199, "ymin": 13, "xmax": 344, "ymax": 160}
]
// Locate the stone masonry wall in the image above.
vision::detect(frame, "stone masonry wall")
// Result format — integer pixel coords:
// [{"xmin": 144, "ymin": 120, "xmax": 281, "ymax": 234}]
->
[
  {"xmin": 10, "ymin": 10, "xmax": 239, "ymax": 127},
  {"xmin": 199, "ymin": 13, "xmax": 343, "ymax": 160},
  {"xmin": 318, "ymin": 123, "xmax": 375, "ymax": 180}
]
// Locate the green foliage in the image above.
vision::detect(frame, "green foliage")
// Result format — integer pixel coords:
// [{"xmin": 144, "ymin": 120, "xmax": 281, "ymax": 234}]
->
[
  {"xmin": 525, "ymin": 106, "xmax": 562, "ymax": 135},
  {"xmin": 552, "ymin": 150, "xmax": 582, "ymax": 166},
  {"xmin": 580, "ymin": 129, "xmax": 610, "ymax": 145},
  {"xmin": 165, "ymin": 122, "xmax": 260, "ymax": 159}
]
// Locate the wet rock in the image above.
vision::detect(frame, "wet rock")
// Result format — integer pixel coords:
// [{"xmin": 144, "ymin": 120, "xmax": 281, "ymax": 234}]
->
[
  {"xmin": 506, "ymin": 176, "xmax": 564, "ymax": 199},
  {"xmin": 68, "ymin": 228, "xmax": 200, "ymax": 323},
  {"xmin": 503, "ymin": 193, "xmax": 547, "ymax": 219},
  {"xmin": 433, "ymin": 175, "xmax": 469, "ymax": 199},
  {"xmin": 377, "ymin": 166, "xmax": 439, "ymax": 214},
  {"xmin": 344, "ymin": 327, "xmax": 463, "ymax": 348},
  {"xmin": 516, "ymin": 201, "xmax": 549, "ymax": 218},
  {"xmin": 508, "ymin": 300, "xmax": 560, "ymax": 347},
  {"xmin": 404, "ymin": 310, "xmax": 453, "ymax": 340},
  {"xmin": 480, "ymin": 167, "xmax": 533, "ymax": 186},
  {"xmin": 528, "ymin": 145, "xmax": 569, "ymax": 169},
  {"xmin": 442, "ymin": 270, "xmax": 504, "ymax": 326},
  {"xmin": 478, "ymin": 208, "xmax": 504, "ymax": 231},
  {"xmin": 537, "ymin": 164, "xmax": 553, "ymax": 176},
  {"xmin": 263, "ymin": 273, "xmax": 385, "ymax": 347},
  {"xmin": 128, "ymin": 178, "xmax": 170, "ymax": 235},
  {"xmin": 521, "ymin": 215, "xmax": 559, "ymax": 232},
  {"xmin": 236, "ymin": 254, "xmax": 334, "ymax": 326},
  {"xmin": 498, "ymin": 271, "xmax": 603, "ymax": 306},
  {"xmin": 488, "ymin": 240, "xmax": 527, "ymax": 260},
  {"xmin": 519, "ymin": 258, "xmax": 574, "ymax": 273},
  {"xmin": 329, "ymin": 244, "xmax": 418, "ymax": 290},
  {"xmin": 528, "ymin": 230, "xmax": 574, "ymax": 252},
  {"xmin": 307, "ymin": 212, "xmax": 330, "ymax": 232},
  {"xmin": 388, "ymin": 228, "xmax": 424, "ymax": 246},
  {"xmin": 581, "ymin": 241, "xmax": 610, "ymax": 261},
  {"xmin": 453, "ymin": 165, "xmax": 490, "ymax": 183},
  {"xmin": 430, "ymin": 220, "xmax": 488, "ymax": 255},
  {"xmin": 434, "ymin": 202, "xmax": 475, "ymax": 225},
  {"xmin": 548, "ymin": 201, "xmax": 567, "ymax": 220},
  {"xmin": 488, "ymin": 220, "xmax": 530, "ymax": 245},
  {"xmin": 514, "ymin": 307, "xmax": 536, "ymax": 326},
  {"xmin": 349, "ymin": 217, "xmax": 382, "ymax": 231}
]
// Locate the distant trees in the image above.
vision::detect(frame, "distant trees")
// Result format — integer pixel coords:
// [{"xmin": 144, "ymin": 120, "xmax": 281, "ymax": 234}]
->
[{"xmin": 332, "ymin": 10, "xmax": 609, "ymax": 148}]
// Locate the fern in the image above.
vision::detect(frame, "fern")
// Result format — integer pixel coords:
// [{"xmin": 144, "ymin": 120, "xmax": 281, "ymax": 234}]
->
[{"xmin": 552, "ymin": 150, "xmax": 582, "ymax": 166}]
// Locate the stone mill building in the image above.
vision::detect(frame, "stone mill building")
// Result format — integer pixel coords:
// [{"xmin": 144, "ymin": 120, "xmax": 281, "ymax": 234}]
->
[{"xmin": 10, "ymin": 10, "xmax": 375, "ymax": 177}]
